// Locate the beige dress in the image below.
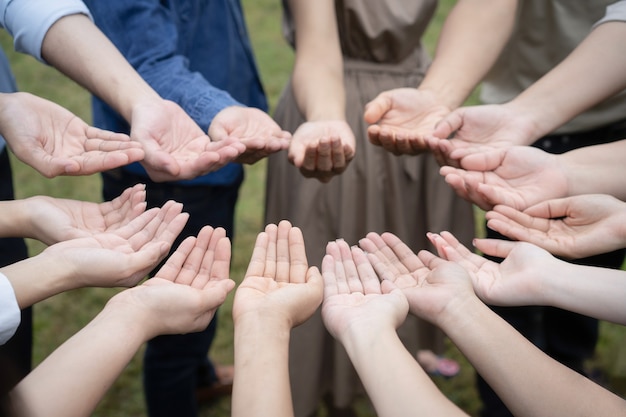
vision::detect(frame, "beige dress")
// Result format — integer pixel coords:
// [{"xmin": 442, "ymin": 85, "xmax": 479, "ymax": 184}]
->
[{"xmin": 264, "ymin": 0, "xmax": 475, "ymax": 414}]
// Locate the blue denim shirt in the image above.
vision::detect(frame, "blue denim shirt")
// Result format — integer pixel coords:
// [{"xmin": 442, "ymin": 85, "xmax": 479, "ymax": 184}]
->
[{"xmin": 83, "ymin": 0, "xmax": 268, "ymax": 185}]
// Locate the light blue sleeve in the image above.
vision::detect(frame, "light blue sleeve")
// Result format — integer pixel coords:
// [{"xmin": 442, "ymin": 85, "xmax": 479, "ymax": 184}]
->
[
  {"xmin": 0, "ymin": 272, "xmax": 20, "ymax": 345},
  {"xmin": 593, "ymin": 0, "xmax": 626, "ymax": 28},
  {"xmin": 0, "ymin": 0, "xmax": 93, "ymax": 62}
]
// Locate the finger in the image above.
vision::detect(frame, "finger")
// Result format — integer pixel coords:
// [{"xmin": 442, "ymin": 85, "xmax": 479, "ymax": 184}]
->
[
  {"xmin": 351, "ymin": 246, "xmax": 381, "ymax": 295},
  {"xmin": 473, "ymin": 238, "xmax": 516, "ymax": 260},
  {"xmin": 174, "ymin": 225, "xmax": 213, "ymax": 285},
  {"xmin": 416, "ymin": 249, "xmax": 446, "ymax": 271},
  {"xmin": 359, "ymin": 232, "xmax": 403, "ymax": 275},
  {"xmin": 380, "ymin": 232, "xmax": 423, "ymax": 273},
  {"xmin": 432, "ymin": 111, "xmax": 462, "ymax": 139},
  {"xmin": 316, "ymin": 137, "xmax": 333, "ymax": 172},
  {"xmin": 275, "ymin": 220, "xmax": 292, "ymax": 283},
  {"xmin": 366, "ymin": 125, "xmax": 383, "ymax": 146},
  {"xmin": 155, "ymin": 236, "xmax": 198, "ymax": 282},
  {"xmin": 363, "ymin": 94, "xmax": 391, "ymax": 124},
  {"xmin": 337, "ymin": 240, "xmax": 363, "ymax": 293},
  {"xmin": 523, "ymin": 198, "xmax": 569, "ymax": 219},
  {"xmin": 330, "ymin": 136, "xmax": 346, "ymax": 171},
  {"xmin": 263, "ymin": 223, "xmax": 278, "ymax": 279},
  {"xmin": 245, "ymin": 231, "xmax": 269, "ymax": 278},
  {"xmin": 288, "ymin": 226, "xmax": 309, "ymax": 284},
  {"xmin": 193, "ymin": 235, "xmax": 231, "ymax": 289},
  {"xmin": 321, "ymin": 253, "xmax": 339, "ymax": 299},
  {"xmin": 326, "ymin": 240, "xmax": 349, "ymax": 294}
]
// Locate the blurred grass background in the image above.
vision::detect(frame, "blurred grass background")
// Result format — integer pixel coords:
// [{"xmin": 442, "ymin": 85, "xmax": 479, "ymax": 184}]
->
[{"xmin": 1, "ymin": 0, "xmax": 625, "ymax": 416}]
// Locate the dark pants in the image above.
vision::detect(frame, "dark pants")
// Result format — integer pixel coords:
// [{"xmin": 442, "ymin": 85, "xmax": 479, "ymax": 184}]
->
[
  {"xmin": 102, "ymin": 167, "xmax": 243, "ymax": 417},
  {"xmin": 0, "ymin": 148, "xmax": 31, "ymax": 390},
  {"xmin": 478, "ymin": 119, "xmax": 626, "ymax": 417}
]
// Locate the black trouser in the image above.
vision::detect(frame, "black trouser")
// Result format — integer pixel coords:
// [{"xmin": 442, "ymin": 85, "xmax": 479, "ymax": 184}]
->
[{"xmin": 478, "ymin": 118, "xmax": 626, "ymax": 417}]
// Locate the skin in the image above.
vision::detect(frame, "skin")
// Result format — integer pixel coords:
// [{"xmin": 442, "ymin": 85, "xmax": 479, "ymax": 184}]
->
[
  {"xmin": 282, "ymin": 0, "xmax": 356, "ymax": 182},
  {"xmin": 360, "ymin": 231, "xmax": 626, "ymax": 417},
  {"xmin": 321, "ymin": 239, "xmax": 467, "ymax": 417},
  {"xmin": 2, "ymin": 200, "xmax": 188, "ymax": 308},
  {"xmin": 10, "ymin": 225, "xmax": 235, "ymax": 417},
  {"xmin": 0, "ymin": 184, "xmax": 148, "ymax": 245},
  {"xmin": 0, "ymin": 92, "xmax": 145, "ymax": 178},
  {"xmin": 232, "ymin": 220, "xmax": 323, "ymax": 417},
  {"xmin": 362, "ymin": 0, "xmax": 517, "ymax": 155},
  {"xmin": 485, "ymin": 195, "xmax": 626, "ymax": 259}
]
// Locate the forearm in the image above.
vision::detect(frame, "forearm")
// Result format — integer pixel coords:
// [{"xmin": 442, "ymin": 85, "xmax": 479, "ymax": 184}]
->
[
  {"xmin": 289, "ymin": 0, "xmax": 345, "ymax": 121},
  {"xmin": 419, "ymin": 0, "xmax": 517, "ymax": 109},
  {"xmin": 442, "ymin": 299, "xmax": 626, "ymax": 417},
  {"xmin": 232, "ymin": 316, "xmax": 293, "ymax": 417},
  {"xmin": 0, "ymin": 199, "xmax": 32, "ymax": 239},
  {"xmin": 340, "ymin": 326, "xmax": 466, "ymax": 417},
  {"xmin": 0, "ymin": 252, "xmax": 74, "ymax": 308},
  {"xmin": 41, "ymin": 14, "xmax": 159, "ymax": 122},
  {"xmin": 559, "ymin": 140, "xmax": 626, "ymax": 199},
  {"xmin": 11, "ymin": 304, "xmax": 147, "ymax": 417},
  {"xmin": 504, "ymin": 21, "xmax": 626, "ymax": 140},
  {"xmin": 541, "ymin": 261, "xmax": 626, "ymax": 325}
]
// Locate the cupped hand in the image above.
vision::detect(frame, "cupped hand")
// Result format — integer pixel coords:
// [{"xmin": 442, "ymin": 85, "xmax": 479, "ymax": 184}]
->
[
  {"xmin": 209, "ymin": 106, "xmax": 291, "ymax": 165},
  {"xmin": 486, "ymin": 194, "xmax": 626, "ymax": 259},
  {"xmin": 108, "ymin": 225, "xmax": 235, "ymax": 338},
  {"xmin": 42, "ymin": 200, "xmax": 189, "ymax": 288},
  {"xmin": 439, "ymin": 145, "xmax": 567, "ymax": 211},
  {"xmin": 27, "ymin": 184, "xmax": 148, "ymax": 245},
  {"xmin": 288, "ymin": 120, "xmax": 356, "ymax": 182},
  {"xmin": 321, "ymin": 238, "xmax": 409, "ymax": 341},
  {"xmin": 364, "ymin": 88, "xmax": 450, "ymax": 155},
  {"xmin": 232, "ymin": 220, "xmax": 323, "ymax": 328},
  {"xmin": 0, "ymin": 92, "xmax": 144, "ymax": 178},
  {"xmin": 130, "ymin": 99, "xmax": 246, "ymax": 181}
]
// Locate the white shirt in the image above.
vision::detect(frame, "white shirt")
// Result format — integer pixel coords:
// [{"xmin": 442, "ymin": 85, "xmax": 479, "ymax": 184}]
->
[
  {"xmin": 594, "ymin": 1, "xmax": 626, "ymax": 27},
  {"xmin": 0, "ymin": 0, "xmax": 92, "ymax": 62},
  {"xmin": 0, "ymin": 271, "xmax": 20, "ymax": 345}
]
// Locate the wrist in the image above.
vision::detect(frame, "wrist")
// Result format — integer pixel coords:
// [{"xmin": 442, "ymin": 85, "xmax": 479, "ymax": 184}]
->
[{"xmin": 500, "ymin": 100, "xmax": 549, "ymax": 145}]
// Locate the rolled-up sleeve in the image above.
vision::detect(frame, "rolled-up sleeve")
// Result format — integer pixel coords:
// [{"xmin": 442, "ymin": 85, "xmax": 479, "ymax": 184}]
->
[
  {"xmin": 0, "ymin": 272, "xmax": 20, "ymax": 345},
  {"xmin": 0, "ymin": 0, "xmax": 93, "ymax": 62}
]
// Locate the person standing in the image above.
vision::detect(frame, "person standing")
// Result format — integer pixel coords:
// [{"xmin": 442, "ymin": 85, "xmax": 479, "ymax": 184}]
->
[
  {"xmin": 264, "ymin": 1, "xmax": 474, "ymax": 415},
  {"xmin": 82, "ymin": 1, "xmax": 289, "ymax": 416}
]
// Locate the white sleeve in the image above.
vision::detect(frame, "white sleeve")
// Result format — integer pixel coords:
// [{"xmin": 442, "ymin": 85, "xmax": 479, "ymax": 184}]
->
[
  {"xmin": 0, "ymin": 0, "xmax": 93, "ymax": 62},
  {"xmin": 593, "ymin": 1, "xmax": 626, "ymax": 28},
  {"xmin": 0, "ymin": 271, "xmax": 20, "ymax": 345}
]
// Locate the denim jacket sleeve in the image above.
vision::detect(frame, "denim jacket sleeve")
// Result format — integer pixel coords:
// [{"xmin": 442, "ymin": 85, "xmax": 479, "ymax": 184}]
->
[{"xmin": 83, "ymin": 0, "xmax": 242, "ymax": 132}]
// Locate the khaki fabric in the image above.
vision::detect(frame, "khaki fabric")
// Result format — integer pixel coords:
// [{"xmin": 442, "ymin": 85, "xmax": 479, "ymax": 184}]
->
[
  {"xmin": 265, "ymin": 0, "xmax": 475, "ymax": 414},
  {"xmin": 481, "ymin": 0, "xmax": 626, "ymax": 134}
]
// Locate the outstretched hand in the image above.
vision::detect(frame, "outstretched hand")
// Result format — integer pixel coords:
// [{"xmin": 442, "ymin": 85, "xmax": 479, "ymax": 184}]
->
[
  {"xmin": 108, "ymin": 225, "xmax": 235, "ymax": 338},
  {"xmin": 288, "ymin": 120, "xmax": 356, "ymax": 182},
  {"xmin": 232, "ymin": 220, "xmax": 323, "ymax": 328},
  {"xmin": 425, "ymin": 231, "xmax": 559, "ymax": 307},
  {"xmin": 209, "ymin": 106, "xmax": 291, "ymax": 165},
  {"xmin": 485, "ymin": 194, "xmax": 626, "ymax": 259},
  {"xmin": 42, "ymin": 200, "xmax": 189, "ymax": 288},
  {"xmin": 321, "ymin": 238, "xmax": 408, "ymax": 341},
  {"xmin": 440, "ymin": 145, "xmax": 567, "ymax": 211},
  {"xmin": 26, "ymin": 184, "xmax": 148, "ymax": 246},
  {"xmin": 0, "ymin": 92, "xmax": 145, "ymax": 178},
  {"xmin": 130, "ymin": 99, "xmax": 246, "ymax": 181},
  {"xmin": 364, "ymin": 88, "xmax": 450, "ymax": 155}
]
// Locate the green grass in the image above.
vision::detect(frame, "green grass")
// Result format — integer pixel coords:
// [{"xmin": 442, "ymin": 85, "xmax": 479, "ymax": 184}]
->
[{"xmin": 2, "ymin": 1, "xmax": 626, "ymax": 416}]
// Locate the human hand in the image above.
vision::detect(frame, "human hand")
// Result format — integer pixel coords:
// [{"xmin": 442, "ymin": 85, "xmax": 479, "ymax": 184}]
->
[
  {"xmin": 485, "ymin": 194, "xmax": 626, "ymax": 259},
  {"xmin": 233, "ymin": 220, "xmax": 323, "ymax": 328},
  {"xmin": 130, "ymin": 98, "xmax": 246, "ymax": 181},
  {"xmin": 440, "ymin": 145, "xmax": 567, "ymax": 210},
  {"xmin": 426, "ymin": 231, "xmax": 559, "ymax": 307},
  {"xmin": 209, "ymin": 106, "xmax": 291, "ymax": 165},
  {"xmin": 288, "ymin": 120, "xmax": 356, "ymax": 182},
  {"xmin": 363, "ymin": 88, "xmax": 451, "ymax": 155},
  {"xmin": 41, "ymin": 200, "xmax": 188, "ymax": 288},
  {"xmin": 107, "ymin": 225, "xmax": 235, "ymax": 338},
  {"xmin": 25, "ymin": 184, "xmax": 148, "ymax": 246},
  {"xmin": 432, "ymin": 103, "xmax": 537, "ymax": 147},
  {"xmin": 321, "ymin": 238, "xmax": 409, "ymax": 342},
  {"xmin": 0, "ymin": 92, "xmax": 145, "ymax": 178}
]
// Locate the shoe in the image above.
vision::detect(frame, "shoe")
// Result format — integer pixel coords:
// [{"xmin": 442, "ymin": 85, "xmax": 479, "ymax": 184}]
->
[
  {"xmin": 416, "ymin": 350, "xmax": 460, "ymax": 378},
  {"xmin": 196, "ymin": 364, "xmax": 234, "ymax": 403}
]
